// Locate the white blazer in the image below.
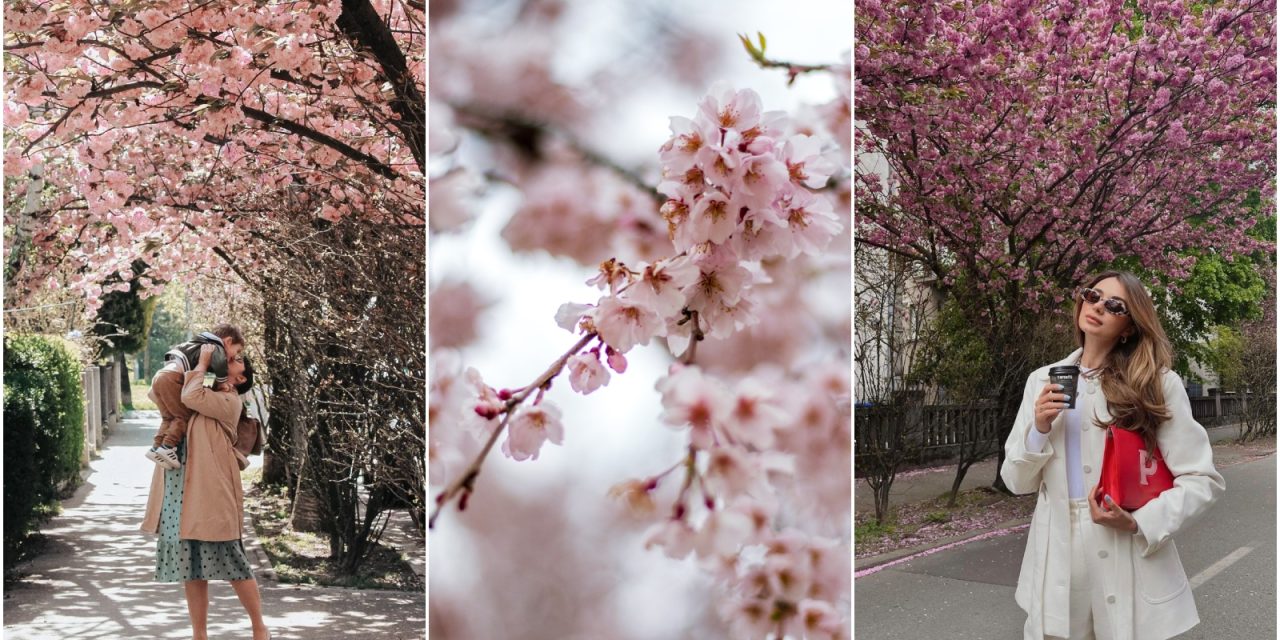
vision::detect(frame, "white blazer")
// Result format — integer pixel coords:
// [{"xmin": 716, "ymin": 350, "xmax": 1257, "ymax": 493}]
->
[{"xmin": 1001, "ymin": 348, "xmax": 1226, "ymax": 640}]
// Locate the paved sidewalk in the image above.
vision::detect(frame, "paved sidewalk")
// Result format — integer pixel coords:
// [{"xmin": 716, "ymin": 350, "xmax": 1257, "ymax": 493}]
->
[
  {"xmin": 3, "ymin": 411, "xmax": 425, "ymax": 640},
  {"xmin": 856, "ymin": 422, "xmax": 1256, "ymax": 515},
  {"xmin": 381, "ymin": 510, "xmax": 426, "ymax": 579}
]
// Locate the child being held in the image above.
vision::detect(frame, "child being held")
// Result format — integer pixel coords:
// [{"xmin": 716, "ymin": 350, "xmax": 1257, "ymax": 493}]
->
[{"xmin": 145, "ymin": 324, "xmax": 253, "ymax": 469}]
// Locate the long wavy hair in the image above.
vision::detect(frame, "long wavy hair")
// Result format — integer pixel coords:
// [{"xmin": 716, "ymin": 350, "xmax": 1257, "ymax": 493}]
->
[{"xmin": 1074, "ymin": 271, "xmax": 1173, "ymax": 452}]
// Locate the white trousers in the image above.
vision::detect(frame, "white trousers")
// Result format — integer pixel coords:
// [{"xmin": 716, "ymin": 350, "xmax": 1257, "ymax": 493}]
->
[{"xmin": 1044, "ymin": 498, "xmax": 1115, "ymax": 640}]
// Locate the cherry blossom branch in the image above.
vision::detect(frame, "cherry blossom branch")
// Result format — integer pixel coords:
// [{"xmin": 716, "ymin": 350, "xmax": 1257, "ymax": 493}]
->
[
  {"xmin": 236, "ymin": 103, "xmax": 403, "ymax": 180},
  {"xmin": 450, "ymin": 102, "xmax": 663, "ymax": 203},
  {"xmin": 336, "ymin": 0, "xmax": 426, "ymax": 172},
  {"xmin": 671, "ymin": 445, "xmax": 698, "ymax": 519},
  {"xmin": 429, "ymin": 331, "xmax": 597, "ymax": 529},
  {"xmin": 678, "ymin": 309, "xmax": 704, "ymax": 365},
  {"xmin": 739, "ymin": 32, "xmax": 833, "ymax": 86}
]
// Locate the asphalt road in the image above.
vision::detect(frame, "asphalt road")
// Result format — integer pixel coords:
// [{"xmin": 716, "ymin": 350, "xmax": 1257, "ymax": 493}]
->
[{"xmin": 854, "ymin": 454, "xmax": 1276, "ymax": 639}]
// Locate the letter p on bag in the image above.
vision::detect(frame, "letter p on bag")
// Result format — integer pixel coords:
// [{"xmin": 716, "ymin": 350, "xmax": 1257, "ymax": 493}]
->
[{"xmin": 1138, "ymin": 450, "xmax": 1158, "ymax": 486}]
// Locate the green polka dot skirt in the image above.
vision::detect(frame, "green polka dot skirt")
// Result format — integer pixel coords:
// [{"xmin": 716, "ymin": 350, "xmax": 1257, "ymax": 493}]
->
[{"xmin": 154, "ymin": 441, "xmax": 254, "ymax": 582}]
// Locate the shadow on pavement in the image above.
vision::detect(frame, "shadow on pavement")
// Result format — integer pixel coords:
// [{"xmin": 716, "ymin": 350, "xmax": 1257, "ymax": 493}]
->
[{"xmin": 4, "ymin": 412, "xmax": 426, "ymax": 640}]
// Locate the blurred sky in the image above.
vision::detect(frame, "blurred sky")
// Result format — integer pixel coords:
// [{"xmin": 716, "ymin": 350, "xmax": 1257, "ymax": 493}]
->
[{"xmin": 430, "ymin": 1, "xmax": 851, "ymax": 636}]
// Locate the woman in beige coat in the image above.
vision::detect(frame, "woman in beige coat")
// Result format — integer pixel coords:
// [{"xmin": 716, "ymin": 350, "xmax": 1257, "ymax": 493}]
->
[
  {"xmin": 1001, "ymin": 271, "xmax": 1225, "ymax": 640},
  {"xmin": 141, "ymin": 344, "xmax": 271, "ymax": 640}
]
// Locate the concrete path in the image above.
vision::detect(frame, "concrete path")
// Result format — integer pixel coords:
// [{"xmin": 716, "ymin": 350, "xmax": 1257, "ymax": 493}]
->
[
  {"xmin": 855, "ymin": 453, "xmax": 1276, "ymax": 638},
  {"xmin": 3, "ymin": 411, "xmax": 425, "ymax": 639},
  {"xmin": 856, "ymin": 422, "xmax": 1253, "ymax": 515}
]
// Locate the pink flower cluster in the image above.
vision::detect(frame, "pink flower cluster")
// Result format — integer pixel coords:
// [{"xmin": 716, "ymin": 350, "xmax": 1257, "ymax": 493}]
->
[
  {"xmin": 856, "ymin": 0, "xmax": 1274, "ymax": 311},
  {"xmin": 658, "ymin": 84, "xmax": 841, "ymax": 261},
  {"xmin": 4, "ymin": 0, "xmax": 425, "ymax": 313},
  {"xmin": 500, "ymin": 162, "xmax": 671, "ymax": 267},
  {"xmin": 622, "ymin": 361, "xmax": 849, "ymax": 635},
  {"xmin": 549, "ymin": 85, "xmax": 844, "ymax": 362},
  {"xmin": 718, "ymin": 530, "xmax": 849, "ymax": 640}
]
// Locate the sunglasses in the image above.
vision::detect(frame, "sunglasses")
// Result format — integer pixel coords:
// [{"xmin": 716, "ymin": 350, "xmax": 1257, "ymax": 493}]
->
[{"xmin": 1079, "ymin": 287, "xmax": 1129, "ymax": 316}]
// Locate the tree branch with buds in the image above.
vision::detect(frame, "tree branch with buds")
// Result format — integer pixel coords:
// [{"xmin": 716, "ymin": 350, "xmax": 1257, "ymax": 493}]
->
[
  {"xmin": 429, "ymin": 331, "xmax": 597, "ymax": 528},
  {"xmin": 739, "ymin": 32, "xmax": 833, "ymax": 85}
]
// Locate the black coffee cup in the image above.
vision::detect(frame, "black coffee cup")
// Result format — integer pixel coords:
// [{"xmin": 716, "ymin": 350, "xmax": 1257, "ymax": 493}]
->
[{"xmin": 1048, "ymin": 365, "xmax": 1079, "ymax": 409}]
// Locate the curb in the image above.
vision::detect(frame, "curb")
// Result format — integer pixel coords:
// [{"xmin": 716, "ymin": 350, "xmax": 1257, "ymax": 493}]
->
[
  {"xmin": 1218, "ymin": 449, "xmax": 1276, "ymax": 467},
  {"xmin": 406, "ymin": 552, "xmax": 425, "ymax": 579},
  {"xmin": 855, "ymin": 515, "xmax": 1032, "ymax": 573},
  {"xmin": 243, "ymin": 503, "xmax": 279, "ymax": 584}
]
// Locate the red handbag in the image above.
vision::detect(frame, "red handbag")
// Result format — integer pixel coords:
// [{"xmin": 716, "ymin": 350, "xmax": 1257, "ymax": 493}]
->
[{"xmin": 1098, "ymin": 425, "xmax": 1175, "ymax": 511}]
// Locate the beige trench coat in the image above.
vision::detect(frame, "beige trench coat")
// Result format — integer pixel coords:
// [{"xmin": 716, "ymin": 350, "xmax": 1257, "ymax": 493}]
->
[
  {"xmin": 1001, "ymin": 348, "xmax": 1225, "ymax": 640},
  {"xmin": 140, "ymin": 371, "xmax": 246, "ymax": 541}
]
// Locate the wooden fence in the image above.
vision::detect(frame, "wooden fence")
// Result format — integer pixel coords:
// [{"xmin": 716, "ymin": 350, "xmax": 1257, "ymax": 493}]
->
[
  {"xmin": 1187, "ymin": 394, "xmax": 1263, "ymax": 425},
  {"xmin": 856, "ymin": 392, "xmax": 1269, "ymax": 469}
]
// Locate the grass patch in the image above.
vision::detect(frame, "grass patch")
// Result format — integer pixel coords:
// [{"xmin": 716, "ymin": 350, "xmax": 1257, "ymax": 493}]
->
[
  {"xmin": 129, "ymin": 382, "xmax": 157, "ymax": 411},
  {"xmin": 856, "ymin": 486, "xmax": 1037, "ymax": 560},
  {"xmin": 854, "ymin": 517, "xmax": 897, "ymax": 541},
  {"xmin": 924, "ymin": 510, "xmax": 950, "ymax": 524},
  {"xmin": 244, "ymin": 479, "xmax": 421, "ymax": 591}
]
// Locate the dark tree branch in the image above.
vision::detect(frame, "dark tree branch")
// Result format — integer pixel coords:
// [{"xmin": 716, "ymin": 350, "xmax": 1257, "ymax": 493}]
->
[{"xmin": 336, "ymin": 0, "xmax": 425, "ymax": 173}]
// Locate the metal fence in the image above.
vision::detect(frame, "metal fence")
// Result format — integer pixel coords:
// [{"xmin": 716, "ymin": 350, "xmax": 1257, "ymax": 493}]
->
[{"xmin": 856, "ymin": 392, "xmax": 1268, "ymax": 468}]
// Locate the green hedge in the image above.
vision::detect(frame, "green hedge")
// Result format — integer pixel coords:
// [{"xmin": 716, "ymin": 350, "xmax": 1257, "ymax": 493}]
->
[{"xmin": 4, "ymin": 334, "xmax": 85, "ymax": 562}]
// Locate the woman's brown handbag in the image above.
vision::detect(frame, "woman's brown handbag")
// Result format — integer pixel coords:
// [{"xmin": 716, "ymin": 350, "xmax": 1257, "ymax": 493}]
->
[{"xmin": 232, "ymin": 415, "xmax": 265, "ymax": 470}]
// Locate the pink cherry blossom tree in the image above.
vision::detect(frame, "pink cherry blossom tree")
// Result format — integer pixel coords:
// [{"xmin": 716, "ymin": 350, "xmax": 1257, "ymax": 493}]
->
[
  {"xmin": 4, "ymin": 0, "xmax": 425, "ymax": 309},
  {"xmin": 429, "ymin": 3, "xmax": 850, "ymax": 637},
  {"xmin": 856, "ymin": 0, "xmax": 1275, "ymax": 488},
  {"xmin": 4, "ymin": 0, "xmax": 426, "ymax": 573}
]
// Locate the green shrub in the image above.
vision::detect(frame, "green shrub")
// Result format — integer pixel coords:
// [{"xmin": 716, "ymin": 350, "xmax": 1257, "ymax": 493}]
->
[{"xmin": 4, "ymin": 334, "xmax": 85, "ymax": 563}]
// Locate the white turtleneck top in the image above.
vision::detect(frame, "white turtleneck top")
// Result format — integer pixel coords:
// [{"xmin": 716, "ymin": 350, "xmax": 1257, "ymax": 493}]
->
[{"xmin": 1025, "ymin": 366, "xmax": 1096, "ymax": 500}]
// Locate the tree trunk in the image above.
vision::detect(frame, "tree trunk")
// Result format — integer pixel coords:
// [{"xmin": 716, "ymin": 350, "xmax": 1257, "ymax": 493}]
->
[
  {"xmin": 118, "ymin": 352, "xmax": 133, "ymax": 408},
  {"xmin": 260, "ymin": 304, "xmax": 294, "ymax": 488},
  {"xmin": 289, "ymin": 465, "xmax": 327, "ymax": 533},
  {"xmin": 948, "ymin": 461, "xmax": 970, "ymax": 507},
  {"xmin": 874, "ymin": 480, "xmax": 893, "ymax": 524}
]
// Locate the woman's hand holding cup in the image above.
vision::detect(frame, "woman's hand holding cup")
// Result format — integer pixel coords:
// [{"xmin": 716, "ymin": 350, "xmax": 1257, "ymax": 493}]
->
[{"xmin": 1034, "ymin": 383, "xmax": 1071, "ymax": 433}]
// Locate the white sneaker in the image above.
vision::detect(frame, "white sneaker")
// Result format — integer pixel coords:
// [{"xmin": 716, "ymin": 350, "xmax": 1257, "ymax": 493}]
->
[{"xmin": 145, "ymin": 446, "xmax": 181, "ymax": 470}]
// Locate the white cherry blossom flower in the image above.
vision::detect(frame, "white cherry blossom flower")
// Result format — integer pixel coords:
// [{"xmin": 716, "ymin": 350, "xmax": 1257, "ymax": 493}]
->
[
  {"xmin": 782, "ymin": 134, "xmax": 840, "ymax": 189},
  {"xmin": 696, "ymin": 83, "xmax": 763, "ymax": 134},
  {"xmin": 566, "ymin": 350, "xmax": 610, "ymax": 394},
  {"xmin": 643, "ymin": 519, "xmax": 696, "ymax": 560},
  {"xmin": 798, "ymin": 600, "xmax": 843, "ymax": 640},
  {"xmin": 592, "ymin": 294, "xmax": 664, "ymax": 353},
  {"xmin": 779, "ymin": 187, "xmax": 842, "ymax": 258},
  {"xmin": 692, "ymin": 507, "xmax": 754, "ymax": 558},
  {"xmin": 688, "ymin": 189, "xmax": 740, "ymax": 246},
  {"xmin": 554, "ymin": 301, "xmax": 594, "ymax": 332},
  {"xmin": 684, "ymin": 247, "xmax": 752, "ymax": 316},
  {"xmin": 621, "ymin": 256, "xmax": 699, "ymax": 318},
  {"xmin": 735, "ymin": 153, "xmax": 789, "ymax": 210},
  {"xmin": 657, "ymin": 365, "xmax": 732, "ymax": 449},
  {"xmin": 501, "ymin": 402, "xmax": 564, "ymax": 462},
  {"xmin": 658, "ymin": 115, "xmax": 710, "ymax": 174},
  {"xmin": 703, "ymin": 445, "xmax": 761, "ymax": 499}
]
